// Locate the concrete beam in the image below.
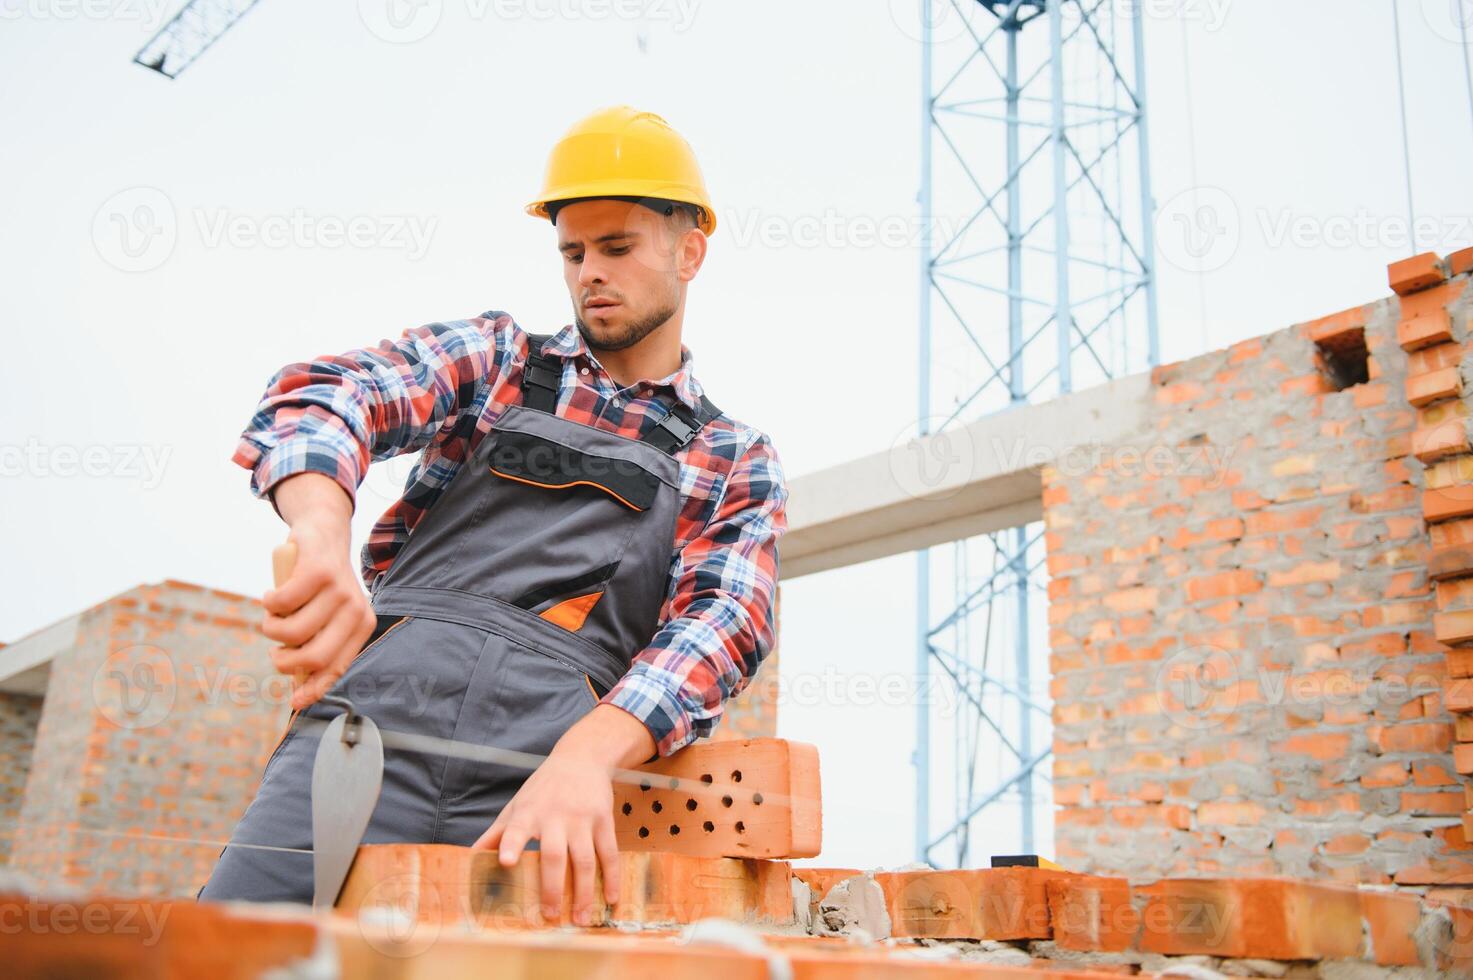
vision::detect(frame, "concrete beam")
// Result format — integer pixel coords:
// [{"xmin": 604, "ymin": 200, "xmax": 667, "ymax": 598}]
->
[
  {"xmin": 0, "ymin": 613, "xmax": 77, "ymax": 695},
  {"xmin": 780, "ymin": 373, "xmax": 1152, "ymax": 579}
]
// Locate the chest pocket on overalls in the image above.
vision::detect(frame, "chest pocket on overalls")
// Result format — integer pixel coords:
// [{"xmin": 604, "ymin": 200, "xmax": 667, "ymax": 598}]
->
[{"xmin": 480, "ymin": 424, "xmax": 660, "ymax": 634}]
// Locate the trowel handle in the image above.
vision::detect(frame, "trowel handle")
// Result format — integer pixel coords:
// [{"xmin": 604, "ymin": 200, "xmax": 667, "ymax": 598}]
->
[
  {"xmin": 272, "ymin": 539, "xmax": 298, "ymax": 591},
  {"xmin": 270, "ymin": 539, "xmax": 310, "ymax": 691}
]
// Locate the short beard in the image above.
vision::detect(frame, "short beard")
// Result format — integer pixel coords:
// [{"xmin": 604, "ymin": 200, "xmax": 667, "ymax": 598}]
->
[{"xmin": 575, "ymin": 298, "xmax": 677, "ymax": 352}]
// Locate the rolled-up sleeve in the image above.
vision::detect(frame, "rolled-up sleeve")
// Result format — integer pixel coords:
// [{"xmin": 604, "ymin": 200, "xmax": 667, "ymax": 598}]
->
[
  {"xmin": 231, "ymin": 315, "xmax": 516, "ymax": 511},
  {"xmin": 601, "ymin": 430, "xmax": 789, "ymax": 759}
]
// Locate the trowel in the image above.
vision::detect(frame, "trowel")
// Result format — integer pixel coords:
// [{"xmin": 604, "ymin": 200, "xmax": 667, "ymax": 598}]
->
[{"xmin": 272, "ymin": 541, "xmax": 385, "ymax": 911}]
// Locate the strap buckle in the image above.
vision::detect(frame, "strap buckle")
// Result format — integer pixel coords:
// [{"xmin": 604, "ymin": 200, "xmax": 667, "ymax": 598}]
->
[{"xmin": 654, "ymin": 409, "xmax": 696, "ymax": 447}]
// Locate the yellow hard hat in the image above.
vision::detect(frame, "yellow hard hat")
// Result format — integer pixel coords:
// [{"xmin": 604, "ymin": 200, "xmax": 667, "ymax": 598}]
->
[{"xmin": 527, "ymin": 105, "xmax": 716, "ymax": 236}]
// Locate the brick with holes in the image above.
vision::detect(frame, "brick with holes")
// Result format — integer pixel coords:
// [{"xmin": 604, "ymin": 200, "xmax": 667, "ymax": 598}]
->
[{"xmin": 612, "ymin": 737, "xmax": 821, "ymax": 859}]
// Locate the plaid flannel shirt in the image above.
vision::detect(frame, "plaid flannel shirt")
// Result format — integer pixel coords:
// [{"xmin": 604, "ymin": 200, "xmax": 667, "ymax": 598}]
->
[{"xmin": 231, "ymin": 312, "xmax": 788, "ymax": 758}]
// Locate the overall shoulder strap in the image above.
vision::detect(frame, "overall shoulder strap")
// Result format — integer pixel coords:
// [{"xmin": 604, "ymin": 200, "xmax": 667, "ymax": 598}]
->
[
  {"xmin": 519, "ymin": 333, "xmax": 562, "ymax": 414},
  {"xmin": 642, "ymin": 394, "xmax": 723, "ymax": 455}
]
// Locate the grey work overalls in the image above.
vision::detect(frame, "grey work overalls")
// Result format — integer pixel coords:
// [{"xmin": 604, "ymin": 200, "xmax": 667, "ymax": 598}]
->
[{"xmin": 198, "ymin": 333, "xmax": 721, "ymax": 904}]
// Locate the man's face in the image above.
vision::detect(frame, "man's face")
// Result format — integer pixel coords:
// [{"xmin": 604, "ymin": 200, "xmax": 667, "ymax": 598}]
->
[{"xmin": 556, "ymin": 199, "xmax": 698, "ymax": 352}]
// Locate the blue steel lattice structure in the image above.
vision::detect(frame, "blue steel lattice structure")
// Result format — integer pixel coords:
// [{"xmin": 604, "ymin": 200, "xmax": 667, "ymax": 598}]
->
[{"xmin": 914, "ymin": 0, "xmax": 1160, "ymax": 866}]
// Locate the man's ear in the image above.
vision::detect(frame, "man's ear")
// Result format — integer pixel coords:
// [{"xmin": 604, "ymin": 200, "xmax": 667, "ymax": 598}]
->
[{"xmin": 677, "ymin": 228, "xmax": 707, "ymax": 284}]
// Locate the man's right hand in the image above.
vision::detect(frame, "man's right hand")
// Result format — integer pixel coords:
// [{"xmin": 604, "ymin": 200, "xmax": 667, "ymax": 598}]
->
[{"xmin": 261, "ymin": 473, "xmax": 377, "ymax": 711}]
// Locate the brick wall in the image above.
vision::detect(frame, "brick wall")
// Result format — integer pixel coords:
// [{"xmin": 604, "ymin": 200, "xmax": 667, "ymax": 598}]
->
[
  {"xmin": 1044, "ymin": 247, "xmax": 1473, "ymax": 888},
  {"xmin": 9, "ymin": 582, "xmax": 284, "ymax": 897},
  {"xmin": 0, "ymin": 690, "xmax": 43, "ymax": 864}
]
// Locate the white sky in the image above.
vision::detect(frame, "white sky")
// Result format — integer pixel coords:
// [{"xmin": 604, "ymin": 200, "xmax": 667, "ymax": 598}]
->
[{"xmin": 3, "ymin": 0, "xmax": 1472, "ymax": 871}]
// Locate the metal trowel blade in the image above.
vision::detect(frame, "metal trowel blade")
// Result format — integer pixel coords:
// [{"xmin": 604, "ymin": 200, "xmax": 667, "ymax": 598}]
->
[{"xmin": 310, "ymin": 712, "xmax": 384, "ymax": 910}]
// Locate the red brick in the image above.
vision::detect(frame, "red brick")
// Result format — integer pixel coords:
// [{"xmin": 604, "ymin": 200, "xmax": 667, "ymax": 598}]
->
[
  {"xmin": 1413, "ymin": 418, "xmax": 1472, "ymax": 463},
  {"xmin": 1398, "ymin": 311, "xmax": 1454, "ymax": 351},
  {"xmin": 1157, "ymin": 381, "xmax": 1206, "ymax": 405},
  {"xmin": 1280, "ymin": 374, "xmax": 1333, "ymax": 397},
  {"xmin": 1408, "ymin": 365, "xmax": 1463, "ymax": 407},
  {"xmin": 1302, "ymin": 304, "xmax": 1367, "ymax": 345},
  {"xmin": 1374, "ymin": 722, "xmax": 1453, "ymax": 753},
  {"xmin": 1321, "ymin": 833, "xmax": 1370, "ymax": 855},
  {"xmin": 1110, "ymin": 804, "xmax": 1192, "ymax": 830},
  {"xmin": 1104, "ymin": 587, "xmax": 1158, "ymax": 613},
  {"xmin": 1402, "ymin": 790, "xmax": 1465, "ymax": 816},
  {"xmin": 1186, "ymin": 569, "xmax": 1263, "ymax": 603},
  {"xmin": 1404, "ymin": 278, "xmax": 1469, "ymax": 320},
  {"xmin": 1396, "ymin": 856, "xmax": 1473, "ymax": 884},
  {"xmin": 1389, "ymin": 252, "xmax": 1449, "ymax": 296},
  {"xmin": 1427, "ymin": 490, "xmax": 1473, "ymax": 525},
  {"xmin": 1360, "ymin": 890, "xmax": 1423, "ymax": 966},
  {"xmin": 1363, "ymin": 761, "xmax": 1410, "ymax": 787},
  {"xmin": 1266, "ymin": 560, "xmax": 1341, "ymax": 587},
  {"xmin": 1272, "ymin": 733, "xmax": 1350, "ymax": 761},
  {"xmin": 1137, "ymin": 879, "xmax": 1362, "ymax": 959},
  {"xmin": 1437, "ymin": 609, "xmax": 1473, "ymax": 645},
  {"xmin": 1046, "ymin": 876, "xmax": 1140, "ymax": 952},
  {"xmin": 1409, "ymin": 340, "xmax": 1466, "ymax": 375},
  {"xmin": 871, "ymin": 867, "xmax": 1061, "ymax": 939},
  {"xmin": 1448, "ymin": 245, "xmax": 1473, "ymax": 277},
  {"xmin": 1196, "ymin": 801, "xmax": 1266, "ymax": 826},
  {"xmin": 1448, "ymin": 678, "xmax": 1473, "ymax": 712},
  {"xmin": 1417, "ymin": 758, "xmax": 1462, "ymax": 784}
]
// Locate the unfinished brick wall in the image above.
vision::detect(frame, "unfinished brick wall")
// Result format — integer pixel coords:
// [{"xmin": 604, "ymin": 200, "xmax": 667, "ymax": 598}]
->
[
  {"xmin": 1044, "ymin": 247, "xmax": 1473, "ymax": 887},
  {"xmin": 0, "ymin": 690, "xmax": 43, "ymax": 864},
  {"xmin": 9, "ymin": 583, "xmax": 284, "ymax": 897}
]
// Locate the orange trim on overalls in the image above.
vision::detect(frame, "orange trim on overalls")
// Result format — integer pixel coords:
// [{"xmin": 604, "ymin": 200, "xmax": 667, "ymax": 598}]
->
[
  {"xmin": 538, "ymin": 590, "xmax": 604, "ymax": 631},
  {"xmin": 488, "ymin": 467, "xmax": 646, "ymax": 511}
]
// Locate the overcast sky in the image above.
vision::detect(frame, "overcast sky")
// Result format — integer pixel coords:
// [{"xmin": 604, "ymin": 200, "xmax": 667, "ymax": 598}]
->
[{"xmin": 3, "ymin": 0, "xmax": 1472, "ymax": 870}]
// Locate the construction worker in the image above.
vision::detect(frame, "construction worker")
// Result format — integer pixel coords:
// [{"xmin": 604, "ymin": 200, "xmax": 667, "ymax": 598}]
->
[{"xmin": 197, "ymin": 106, "xmax": 789, "ymax": 925}]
